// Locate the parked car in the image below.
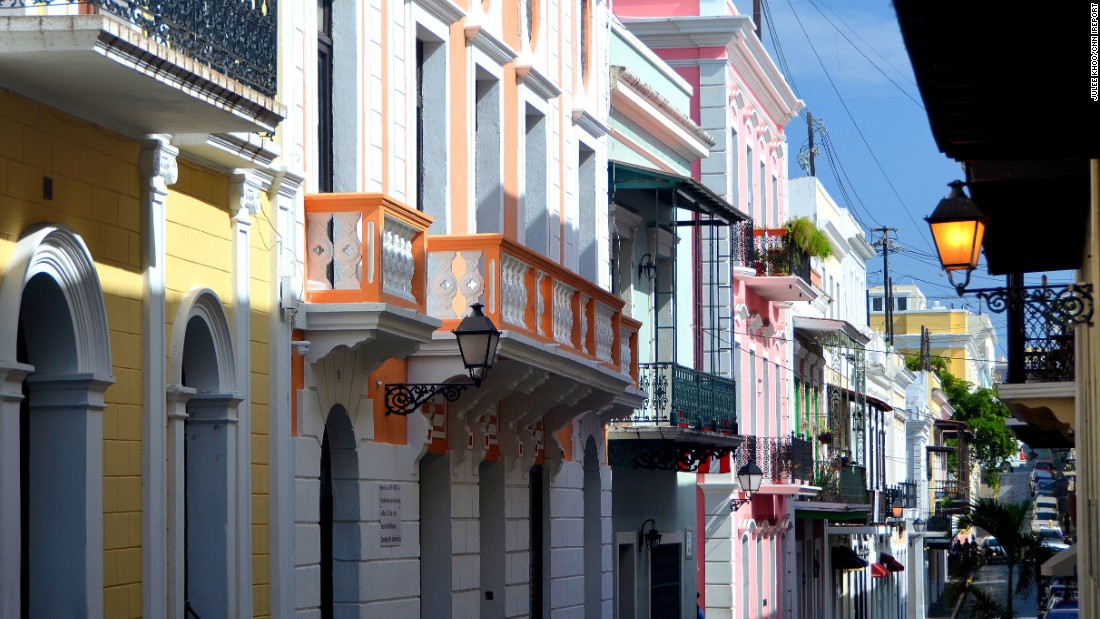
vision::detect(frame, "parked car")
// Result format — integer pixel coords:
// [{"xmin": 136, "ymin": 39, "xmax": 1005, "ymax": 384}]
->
[
  {"xmin": 981, "ymin": 537, "xmax": 1006, "ymax": 564},
  {"xmin": 1032, "ymin": 468, "xmax": 1055, "ymax": 493},
  {"xmin": 1035, "ymin": 458, "xmax": 1057, "ymax": 473},
  {"xmin": 1038, "ymin": 527, "xmax": 1070, "ymax": 551},
  {"xmin": 1035, "ymin": 509, "xmax": 1061, "ymax": 527}
]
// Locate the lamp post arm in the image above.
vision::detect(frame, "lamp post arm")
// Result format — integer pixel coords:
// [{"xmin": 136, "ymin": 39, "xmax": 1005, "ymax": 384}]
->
[{"xmin": 385, "ymin": 382, "xmax": 475, "ymax": 415}]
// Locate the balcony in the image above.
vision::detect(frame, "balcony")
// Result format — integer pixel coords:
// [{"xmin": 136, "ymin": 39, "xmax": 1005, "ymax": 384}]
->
[
  {"xmin": 0, "ymin": 0, "xmax": 282, "ymax": 135},
  {"xmin": 736, "ymin": 435, "xmax": 814, "ymax": 484},
  {"xmin": 931, "ymin": 480, "xmax": 968, "ymax": 513},
  {"xmin": 996, "ymin": 282, "xmax": 1088, "ymax": 448},
  {"xmin": 739, "ymin": 228, "xmax": 819, "ymax": 302},
  {"xmin": 631, "ymin": 362, "xmax": 736, "ymax": 433},
  {"xmin": 298, "ymin": 194, "xmax": 441, "ymax": 362},
  {"xmin": 808, "ymin": 460, "xmax": 869, "ymax": 505},
  {"xmin": 426, "ymin": 234, "xmax": 639, "ymax": 380}
]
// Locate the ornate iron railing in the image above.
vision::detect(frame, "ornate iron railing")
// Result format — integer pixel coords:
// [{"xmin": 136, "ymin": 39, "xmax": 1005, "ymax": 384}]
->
[
  {"xmin": 633, "ymin": 362, "xmax": 737, "ymax": 433},
  {"xmin": 889, "ymin": 481, "xmax": 918, "ymax": 509},
  {"xmin": 732, "ymin": 219, "xmax": 754, "ymax": 268},
  {"xmin": 1, "ymin": 0, "xmax": 278, "ymax": 97},
  {"xmin": 926, "ymin": 512, "xmax": 952, "ymax": 533},
  {"xmin": 931, "ymin": 480, "xmax": 967, "ymax": 511},
  {"xmin": 751, "ymin": 228, "xmax": 812, "ymax": 284},
  {"xmin": 975, "ymin": 280, "xmax": 1092, "ymax": 384},
  {"xmin": 808, "ymin": 460, "xmax": 868, "ymax": 504},
  {"xmin": 736, "ymin": 435, "xmax": 814, "ymax": 483}
]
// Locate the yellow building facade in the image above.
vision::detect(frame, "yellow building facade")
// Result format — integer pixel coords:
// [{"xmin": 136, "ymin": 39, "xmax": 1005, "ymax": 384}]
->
[
  {"xmin": 0, "ymin": 4, "xmax": 297, "ymax": 616},
  {"xmin": 869, "ymin": 284, "xmax": 997, "ymax": 388}
]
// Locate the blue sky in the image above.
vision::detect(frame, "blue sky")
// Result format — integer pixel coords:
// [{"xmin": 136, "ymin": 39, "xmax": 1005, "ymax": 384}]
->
[{"xmin": 756, "ymin": 0, "xmax": 1021, "ymax": 363}]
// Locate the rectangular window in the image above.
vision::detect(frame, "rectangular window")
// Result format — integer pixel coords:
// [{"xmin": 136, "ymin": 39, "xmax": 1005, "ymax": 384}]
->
[
  {"xmin": 897, "ymin": 297, "xmax": 908, "ymax": 311},
  {"xmin": 729, "ymin": 128, "xmax": 739, "ymax": 205},
  {"xmin": 771, "ymin": 175, "xmax": 779, "ymax": 228},
  {"xmin": 872, "ymin": 297, "xmax": 883, "ymax": 312},
  {"xmin": 475, "ymin": 73, "xmax": 502, "ymax": 232},
  {"xmin": 525, "ymin": 107, "xmax": 548, "ymax": 255},
  {"xmin": 317, "ymin": 0, "xmax": 334, "ymax": 193},
  {"xmin": 417, "ymin": 37, "xmax": 448, "ymax": 230},
  {"xmin": 577, "ymin": 144, "xmax": 597, "ymax": 280},
  {"xmin": 760, "ymin": 161, "xmax": 767, "ymax": 225},
  {"xmin": 745, "ymin": 145, "xmax": 754, "ymax": 217}
]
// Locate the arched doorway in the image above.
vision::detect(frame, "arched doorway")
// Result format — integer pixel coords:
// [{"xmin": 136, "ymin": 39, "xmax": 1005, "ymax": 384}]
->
[
  {"xmin": 319, "ymin": 405, "xmax": 360, "ymax": 619},
  {"xmin": 167, "ymin": 288, "xmax": 238, "ymax": 619},
  {"xmin": 0, "ymin": 225, "xmax": 113, "ymax": 618}
]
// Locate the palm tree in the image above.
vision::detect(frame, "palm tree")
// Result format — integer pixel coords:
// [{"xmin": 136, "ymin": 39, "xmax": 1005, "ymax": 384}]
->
[{"xmin": 957, "ymin": 498, "xmax": 1054, "ymax": 618}]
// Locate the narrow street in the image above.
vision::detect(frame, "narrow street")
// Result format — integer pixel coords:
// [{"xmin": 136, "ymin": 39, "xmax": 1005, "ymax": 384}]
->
[{"xmin": 968, "ymin": 564, "xmax": 1040, "ymax": 619}]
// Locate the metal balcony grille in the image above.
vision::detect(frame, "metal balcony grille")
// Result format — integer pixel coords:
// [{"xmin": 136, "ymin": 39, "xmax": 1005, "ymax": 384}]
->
[
  {"xmin": 808, "ymin": 460, "xmax": 869, "ymax": 505},
  {"xmin": 635, "ymin": 362, "xmax": 737, "ymax": 433},
  {"xmin": 3, "ymin": 0, "xmax": 279, "ymax": 97},
  {"xmin": 751, "ymin": 229, "xmax": 812, "ymax": 283},
  {"xmin": 736, "ymin": 435, "xmax": 814, "ymax": 483}
]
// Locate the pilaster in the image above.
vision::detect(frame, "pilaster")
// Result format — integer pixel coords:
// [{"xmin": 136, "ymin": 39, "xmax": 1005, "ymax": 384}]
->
[{"xmin": 140, "ymin": 135, "xmax": 178, "ymax": 619}]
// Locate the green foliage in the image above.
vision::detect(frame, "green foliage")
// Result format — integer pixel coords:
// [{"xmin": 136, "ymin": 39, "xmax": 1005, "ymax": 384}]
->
[
  {"xmin": 903, "ymin": 355, "xmax": 1017, "ymax": 472},
  {"xmin": 956, "ymin": 498, "xmax": 1055, "ymax": 618},
  {"xmin": 784, "ymin": 216, "xmax": 834, "ymax": 260}
]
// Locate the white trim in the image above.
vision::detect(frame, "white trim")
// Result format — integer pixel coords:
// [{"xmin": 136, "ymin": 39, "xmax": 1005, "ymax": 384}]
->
[
  {"xmin": 0, "ymin": 223, "xmax": 115, "ymax": 618},
  {"xmin": 167, "ymin": 289, "xmax": 239, "ymax": 392},
  {"xmin": 465, "ymin": 23, "xmax": 518, "ymax": 67},
  {"xmin": 414, "ymin": 0, "xmax": 465, "ymax": 27}
]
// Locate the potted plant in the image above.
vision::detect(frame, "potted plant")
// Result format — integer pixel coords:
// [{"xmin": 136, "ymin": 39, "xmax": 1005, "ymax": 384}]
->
[
  {"xmin": 816, "ymin": 431, "xmax": 833, "ymax": 445},
  {"xmin": 784, "ymin": 216, "xmax": 834, "ymax": 261}
]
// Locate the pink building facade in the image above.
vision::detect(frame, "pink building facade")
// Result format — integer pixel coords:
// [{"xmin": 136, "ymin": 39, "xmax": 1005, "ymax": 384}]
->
[{"xmin": 614, "ymin": 3, "xmax": 808, "ymax": 618}]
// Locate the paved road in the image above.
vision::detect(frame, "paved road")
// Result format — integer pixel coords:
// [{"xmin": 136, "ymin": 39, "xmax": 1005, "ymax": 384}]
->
[
  {"xmin": 969, "ymin": 563, "xmax": 1040, "ymax": 619},
  {"xmin": 999, "ymin": 471, "xmax": 1032, "ymax": 506}
]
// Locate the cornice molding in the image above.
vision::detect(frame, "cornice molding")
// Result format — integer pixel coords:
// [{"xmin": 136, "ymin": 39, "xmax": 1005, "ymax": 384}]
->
[
  {"xmin": 415, "ymin": 0, "xmax": 465, "ymax": 25},
  {"xmin": 515, "ymin": 58, "xmax": 561, "ymax": 100},
  {"xmin": 465, "ymin": 23, "xmax": 518, "ymax": 67}
]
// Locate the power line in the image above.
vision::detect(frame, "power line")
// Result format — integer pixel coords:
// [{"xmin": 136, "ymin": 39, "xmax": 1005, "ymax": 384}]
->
[{"xmin": 784, "ymin": 0, "xmax": 938, "ymax": 256}]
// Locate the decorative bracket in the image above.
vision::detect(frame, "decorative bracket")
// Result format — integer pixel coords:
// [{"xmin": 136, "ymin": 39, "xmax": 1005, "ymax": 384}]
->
[
  {"xmin": 385, "ymin": 382, "xmax": 474, "ymax": 416},
  {"xmin": 972, "ymin": 283, "xmax": 1093, "ymax": 326}
]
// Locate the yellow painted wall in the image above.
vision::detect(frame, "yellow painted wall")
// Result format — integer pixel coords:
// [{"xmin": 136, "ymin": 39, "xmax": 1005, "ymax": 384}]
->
[
  {"xmin": 0, "ymin": 89, "xmax": 146, "ymax": 617},
  {"xmin": 0, "ymin": 89, "xmax": 275, "ymax": 618},
  {"xmin": 872, "ymin": 309, "xmax": 978, "ymax": 381}
]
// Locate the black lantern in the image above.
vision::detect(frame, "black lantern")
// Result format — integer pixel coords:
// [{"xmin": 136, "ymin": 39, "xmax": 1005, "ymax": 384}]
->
[
  {"xmin": 385, "ymin": 304, "xmax": 502, "ymax": 415},
  {"xmin": 453, "ymin": 303, "xmax": 501, "ymax": 386},
  {"xmin": 912, "ymin": 518, "xmax": 927, "ymax": 535},
  {"xmin": 891, "ymin": 501, "xmax": 904, "ymax": 519},
  {"xmin": 639, "ymin": 519, "xmax": 662, "ymax": 551},
  {"xmin": 926, "ymin": 181, "xmax": 987, "ymax": 295},
  {"xmin": 730, "ymin": 462, "xmax": 763, "ymax": 510}
]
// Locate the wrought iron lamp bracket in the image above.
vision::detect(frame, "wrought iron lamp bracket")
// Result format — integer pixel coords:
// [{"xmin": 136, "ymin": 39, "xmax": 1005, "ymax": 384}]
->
[
  {"xmin": 970, "ymin": 283, "xmax": 1094, "ymax": 326},
  {"xmin": 385, "ymin": 381, "xmax": 475, "ymax": 416},
  {"xmin": 729, "ymin": 497, "xmax": 752, "ymax": 511}
]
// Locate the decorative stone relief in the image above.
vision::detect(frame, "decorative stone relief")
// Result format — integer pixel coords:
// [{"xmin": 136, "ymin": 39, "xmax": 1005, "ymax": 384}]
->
[
  {"xmin": 500, "ymin": 254, "xmax": 529, "ymax": 329},
  {"xmin": 381, "ymin": 216, "xmax": 417, "ymax": 302},
  {"xmin": 306, "ymin": 212, "xmax": 334, "ymax": 290},
  {"xmin": 579, "ymin": 295, "xmax": 590, "ymax": 355},
  {"xmin": 620, "ymin": 327, "xmax": 632, "ymax": 374},
  {"xmin": 331, "ymin": 213, "xmax": 363, "ymax": 290},
  {"xmin": 535, "ymin": 272, "xmax": 547, "ymax": 336},
  {"xmin": 594, "ymin": 302, "xmax": 614, "ymax": 363},
  {"xmin": 552, "ymin": 281, "xmax": 575, "ymax": 346}
]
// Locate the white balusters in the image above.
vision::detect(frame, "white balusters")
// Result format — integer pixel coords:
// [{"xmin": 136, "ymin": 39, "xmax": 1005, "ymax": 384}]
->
[
  {"xmin": 382, "ymin": 216, "xmax": 417, "ymax": 301},
  {"xmin": 500, "ymin": 254, "xmax": 530, "ymax": 328},
  {"xmin": 579, "ymin": 295, "xmax": 590, "ymax": 355},
  {"xmin": 306, "ymin": 212, "xmax": 334, "ymax": 290},
  {"xmin": 620, "ymin": 327, "xmax": 632, "ymax": 374},
  {"xmin": 552, "ymin": 281, "xmax": 575, "ymax": 346},
  {"xmin": 535, "ymin": 272, "xmax": 547, "ymax": 336},
  {"xmin": 594, "ymin": 302, "xmax": 614, "ymax": 363}
]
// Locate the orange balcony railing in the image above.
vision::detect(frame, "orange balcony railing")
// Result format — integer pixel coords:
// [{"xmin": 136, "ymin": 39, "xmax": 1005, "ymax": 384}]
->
[
  {"xmin": 427, "ymin": 235, "xmax": 639, "ymax": 380},
  {"xmin": 304, "ymin": 193, "xmax": 433, "ymax": 310}
]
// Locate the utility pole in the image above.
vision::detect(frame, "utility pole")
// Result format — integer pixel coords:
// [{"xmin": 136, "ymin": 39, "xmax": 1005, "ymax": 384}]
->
[
  {"xmin": 807, "ymin": 111, "xmax": 816, "ymax": 177},
  {"xmin": 872, "ymin": 227, "xmax": 898, "ymax": 345},
  {"xmin": 753, "ymin": 0, "xmax": 762, "ymax": 40}
]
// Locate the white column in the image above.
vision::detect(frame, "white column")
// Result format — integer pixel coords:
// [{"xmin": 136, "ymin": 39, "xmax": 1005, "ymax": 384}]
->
[
  {"xmin": 140, "ymin": 135, "xmax": 178, "ymax": 619},
  {"xmin": 700, "ymin": 477, "xmax": 736, "ymax": 619},
  {"xmin": 230, "ymin": 170, "xmax": 263, "ymax": 618},
  {"xmin": 0, "ymin": 363, "xmax": 31, "ymax": 618},
  {"xmin": 268, "ymin": 171, "xmax": 303, "ymax": 618},
  {"xmin": 166, "ymin": 386, "xmax": 193, "ymax": 619}
]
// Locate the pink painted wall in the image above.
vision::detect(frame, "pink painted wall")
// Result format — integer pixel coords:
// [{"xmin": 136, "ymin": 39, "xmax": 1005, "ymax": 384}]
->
[{"xmin": 613, "ymin": 0, "xmax": 701, "ymax": 17}]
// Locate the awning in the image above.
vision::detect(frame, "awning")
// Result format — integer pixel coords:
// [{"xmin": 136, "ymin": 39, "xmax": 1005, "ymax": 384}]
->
[
  {"xmin": 793, "ymin": 316, "xmax": 870, "ymax": 347},
  {"xmin": 871, "ymin": 563, "xmax": 889, "ymax": 579},
  {"xmin": 880, "ymin": 553, "xmax": 905, "ymax": 572},
  {"xmin": 831, "ymin": 546, "xmax": 868, "ymax": 571},
  {"xmin": 1041, "ymin": 544, "xmax": 1078, "ymax": 577},
  {"xmin": 609, "ymin": 161, "xmax": 751, "ymax": 225}
]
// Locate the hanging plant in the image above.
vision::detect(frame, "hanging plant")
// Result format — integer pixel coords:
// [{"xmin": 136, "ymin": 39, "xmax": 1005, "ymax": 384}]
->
[
  {"xmin": 816, "ymin": 431, "xmax": 833, "ymax": 444},
  {"xmin": 785, "ymin": 216, "xmax": 834, "ymax": 260}
]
